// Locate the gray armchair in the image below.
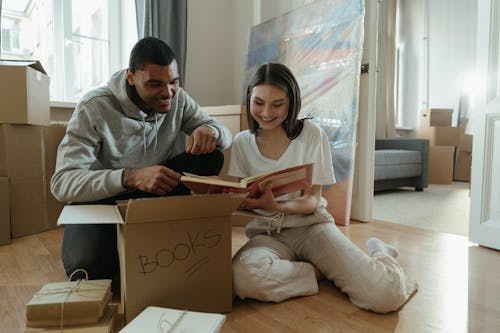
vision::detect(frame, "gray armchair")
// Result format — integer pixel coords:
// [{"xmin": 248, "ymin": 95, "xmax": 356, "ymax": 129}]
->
[{"xmin": 374, "ymin": 138, "xmax": 429, "ymax": 192}]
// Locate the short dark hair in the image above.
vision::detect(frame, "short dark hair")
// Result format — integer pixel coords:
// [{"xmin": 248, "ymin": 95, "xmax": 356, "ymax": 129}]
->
[
  {"xmin": 246, "ymin": 63, "xmax": 304, "ymax": 139},
  {"xmin": 128, "ymin": 37, "xmax": 176, "ymax": 73}
]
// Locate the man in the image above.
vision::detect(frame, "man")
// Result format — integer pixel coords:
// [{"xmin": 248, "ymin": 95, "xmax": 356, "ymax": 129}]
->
[{"xmin": 51, "ymin": 37, "xmax": 231, "ymax": 285}]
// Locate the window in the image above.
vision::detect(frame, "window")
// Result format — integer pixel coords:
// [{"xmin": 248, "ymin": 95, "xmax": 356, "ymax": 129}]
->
[
  {"xmin": 1, "ymin": 17, "xmax": 21, "ymax": 53},
  {"xmin": 1, "ymin": 0, "xmax": 136, "ymax": 103}
]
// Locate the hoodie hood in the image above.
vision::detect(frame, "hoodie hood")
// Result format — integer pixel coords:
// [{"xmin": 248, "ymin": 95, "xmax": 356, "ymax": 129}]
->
[{"xmin": 106, "ymin": 69, "xmax": 175, "ymax": 122}]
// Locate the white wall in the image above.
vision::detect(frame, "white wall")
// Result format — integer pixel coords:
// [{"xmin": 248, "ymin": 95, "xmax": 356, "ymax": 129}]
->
[
  {"xmin": 397, "ymin": 0, "xmax": 477, "ymax": 129},
  {"xmin": 185, "ymin": 0, "xmax": 235, "ymax": 106},
  {"xmin": 396, "ymin": 0, "xmax": 424, "ymax": 129},
  {"xmin": 427, "ymin": 0, "xmax": 477, "ymax": 124},
  {"xmin": 184, "ymin": 0, "xmax": 307, "ymax": 106}
]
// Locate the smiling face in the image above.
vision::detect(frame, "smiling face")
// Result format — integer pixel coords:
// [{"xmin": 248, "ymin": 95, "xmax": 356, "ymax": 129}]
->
[
  {"xmin": 250, "ymin": 83, "xmax": 290, "ymax": 131},
  {"xmin": 126, "ymin": 61, "xmax": 180, "ymax": 113}
]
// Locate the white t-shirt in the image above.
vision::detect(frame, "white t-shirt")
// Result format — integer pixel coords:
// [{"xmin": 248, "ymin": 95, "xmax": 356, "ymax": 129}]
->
[
  {"xmin": 228, "ymin": 119, "xmax": 336, "ymax": 235},
  {"xmin": 229, "ymin": 119, "xmax": 335, "ymax": 188}
]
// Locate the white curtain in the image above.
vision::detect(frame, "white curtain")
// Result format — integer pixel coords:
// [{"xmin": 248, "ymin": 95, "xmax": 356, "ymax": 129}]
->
[
  {"xmin": 375, "ymin": 0, "xmax": 397, "ymax": 139},
  {"xmin": 135, "ymin": 0, "xmax": 187, "ymax": 86}
]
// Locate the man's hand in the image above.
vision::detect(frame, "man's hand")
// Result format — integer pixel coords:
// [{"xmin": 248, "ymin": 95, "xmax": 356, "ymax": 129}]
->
[
  {"xmin": 123, "ymin": 166, "xmax": 180, "ymax": 195},
  {"xmin": 185, "ymin": 125, "xmax": 217, "ymax": 155}
]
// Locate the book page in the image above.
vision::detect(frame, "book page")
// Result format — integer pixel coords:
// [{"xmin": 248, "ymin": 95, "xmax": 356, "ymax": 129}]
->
[{"xmin": 181, "ymin": 173, "xmax": 246, "ymax": 188}]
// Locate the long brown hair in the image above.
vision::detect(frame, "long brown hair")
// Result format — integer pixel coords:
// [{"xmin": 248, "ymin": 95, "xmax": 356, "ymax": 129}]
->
[{"xmin": 246, "ymin": 63, "xmax": 304, "ymax": 139}]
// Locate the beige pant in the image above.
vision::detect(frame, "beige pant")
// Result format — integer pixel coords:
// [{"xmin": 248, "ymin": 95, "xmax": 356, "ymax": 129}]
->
[{"xmin": 233, "ymin": 223, "xmax": 417, "ymax": 313}]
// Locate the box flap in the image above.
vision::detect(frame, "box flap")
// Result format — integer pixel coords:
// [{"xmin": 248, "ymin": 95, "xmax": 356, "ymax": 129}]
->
[
  {"xmin": 203, "ymin": 105, "xmax": 241, "ymax": 116},
  {"xmin": 0, "ymin": 59, "xmax": 47, "ymax": 75},
  {"xmin": 57, "ymin": 205, "xmax": 124, "ymax": 225},
  {"xmin": 124, "ymin": 194, "xmax": 244, "ymax": 223}
]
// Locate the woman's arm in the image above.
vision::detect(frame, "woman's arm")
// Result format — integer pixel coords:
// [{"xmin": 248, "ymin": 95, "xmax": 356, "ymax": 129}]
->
[{"xmin": 243, "ymin": 183, "xmax": 322, "ymax": 215}]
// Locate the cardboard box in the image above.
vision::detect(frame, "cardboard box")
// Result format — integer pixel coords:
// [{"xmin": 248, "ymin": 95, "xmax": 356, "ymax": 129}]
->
[
  {"xmin": 417, "ymin": 126, "xmax": 460, "ymax": 147},
  {"xmin": 0, "ymin": 60, "xmax": 50, "ymax": 125},
  {"xmin": 57, "ymin": 194, "xmax": 244, "ymax": 323},
  {"xmin": 459, "ymin": 133, "xmax": 473, "ymax": 153},
  {"xmin": 0, "ymin": 177, "xmax": 10, "ymax": 246},
  {"xmin": 45, "ymin": 125, "xmax": 67, "ymax": 225},
  {"xmin": 0, "ymin": 124, "xmax": 65, "ymax": 238},
  {"xmin": 420, "ymin": 108, "xmax": 453, "ymax": 127},
  {"xmin": 204, "ymin": 105, "xmax": 242, "ymax": 182},
  {"xmin": 454, "ymin": 150, "xmax": 472, "ymax": 182},
  {"xmin": 24, "ymin": 304, "xmax": 119, "ymax": 333},
  {"xmin": 428, "ymin": 146, "xmax": 455, "ymax": 184}
]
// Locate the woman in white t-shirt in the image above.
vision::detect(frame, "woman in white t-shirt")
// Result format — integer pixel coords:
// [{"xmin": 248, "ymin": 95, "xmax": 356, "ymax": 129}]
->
[{"xmin": 229, "ymin": 63, "xmax": 417, "ymax": 313}]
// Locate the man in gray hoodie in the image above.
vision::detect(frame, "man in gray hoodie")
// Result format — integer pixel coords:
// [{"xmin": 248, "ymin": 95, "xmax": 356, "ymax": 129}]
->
[{"xmin": 50, "ymin": 37, "xmax": 232, "ymax": 286}]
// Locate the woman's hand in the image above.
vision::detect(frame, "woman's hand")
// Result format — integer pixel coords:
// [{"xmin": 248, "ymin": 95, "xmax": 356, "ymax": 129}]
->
[
  {"xmin": 242, "ymin": 183, "xmax": 323, "ymax": 214},
  {"xmin": 242, "ymin": 183, "xmax": 278, "ymax": 211}
]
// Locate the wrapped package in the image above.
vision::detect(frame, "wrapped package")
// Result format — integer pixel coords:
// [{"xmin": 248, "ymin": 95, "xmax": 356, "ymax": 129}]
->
[
  {"xmin": 24, "ymin": 304, "xmax": 118, "ymax": 333},
  {"xmin": 26, "ymin": 279, "xmax": 112, "ymax": 328},
  {"xmin": 119, "ymin": 306, "xmax": 225, "ymax": 333}
]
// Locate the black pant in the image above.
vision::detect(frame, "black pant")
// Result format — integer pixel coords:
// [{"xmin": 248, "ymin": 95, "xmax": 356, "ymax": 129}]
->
[{"xmin": 61, "ymin": 150, "xmax": 224, "ymax": 290}]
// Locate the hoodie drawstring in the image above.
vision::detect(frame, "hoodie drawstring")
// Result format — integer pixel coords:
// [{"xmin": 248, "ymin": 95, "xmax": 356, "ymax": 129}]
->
[
  {"xmin": 266, "ymin": 211, "xmax": 285, "ymax": 236},
  {"xmin": 140, "ymin": 113, "xmax": 160, "ymax": 156},
  {"xmin": 141, "ymin": 116, "xmax": 147, "ymax": 157}
]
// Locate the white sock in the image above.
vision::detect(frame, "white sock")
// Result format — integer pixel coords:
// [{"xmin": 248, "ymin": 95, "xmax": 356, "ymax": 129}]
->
[{"xmin": 366, "ymin": 237, "xmax": 399, "ymax": 258}]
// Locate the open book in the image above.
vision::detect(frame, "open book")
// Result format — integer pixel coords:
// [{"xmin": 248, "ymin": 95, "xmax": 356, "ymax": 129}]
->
[{"xmin": 181, "ymin": 163, "xmax": 313, "ymax": 198}]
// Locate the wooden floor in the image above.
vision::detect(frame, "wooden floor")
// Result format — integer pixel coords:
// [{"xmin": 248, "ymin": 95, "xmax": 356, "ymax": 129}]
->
[{"xmin": 1, "ymin": 220, "xmax": 500, "ymax": 333}]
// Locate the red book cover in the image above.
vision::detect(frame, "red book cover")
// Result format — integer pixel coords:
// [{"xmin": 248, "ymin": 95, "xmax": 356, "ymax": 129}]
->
[{"xmin": 181, "ymin": 163, "xmax": 314, "ymax": 198}]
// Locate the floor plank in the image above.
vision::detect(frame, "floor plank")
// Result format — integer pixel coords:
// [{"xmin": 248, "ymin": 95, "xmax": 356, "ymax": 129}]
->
[{"xmin": 1, "ymin": 221, "xmax": 499, "ymax": 332}]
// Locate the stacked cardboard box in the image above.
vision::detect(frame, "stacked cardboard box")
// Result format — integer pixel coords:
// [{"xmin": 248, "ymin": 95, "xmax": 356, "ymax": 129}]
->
[
  {"xmin": 454, "ymin": 118, "xmax": 473, "ymax": 181},
  {"xmin": 0, "ymin": 61, "xmax": 66, "ymax": 243},
  {"xmin": 0, "ymin": 177, "xmax": 10, "ymax": 245},
  {"xmin": 416, "ymin": 108, "xmax": 460, "ymax": 184}
]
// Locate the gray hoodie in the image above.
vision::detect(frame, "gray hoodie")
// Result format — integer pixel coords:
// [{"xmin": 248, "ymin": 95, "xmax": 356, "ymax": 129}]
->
[{"xmin": 50, "ymin": 69, "xmax": 232, "ymax": 203}]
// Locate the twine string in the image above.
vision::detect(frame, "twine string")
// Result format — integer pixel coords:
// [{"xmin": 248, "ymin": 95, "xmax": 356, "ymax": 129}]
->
[
  {"xmin": 157, "ymin": 310, "xmax": 188, "ymax": 333},
  {"xmin": 32, "ymin": 268, "xmax": 90, "ymax": 333}
]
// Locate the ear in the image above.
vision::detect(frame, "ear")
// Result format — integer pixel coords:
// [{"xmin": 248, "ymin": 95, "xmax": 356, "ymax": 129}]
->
[{"xmin": 126, "ymin": 69, "xmax": 135, "ymax": 86}]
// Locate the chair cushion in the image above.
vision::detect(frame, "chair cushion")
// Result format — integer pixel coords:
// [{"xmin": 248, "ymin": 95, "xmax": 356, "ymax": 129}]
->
[
  {"xmin": 375, "ymin": 149, "xmax": 421, "ymax": 166},
  {"xmin": 374, "ymin": 150, "xmax": 422, "ymax": 181}
]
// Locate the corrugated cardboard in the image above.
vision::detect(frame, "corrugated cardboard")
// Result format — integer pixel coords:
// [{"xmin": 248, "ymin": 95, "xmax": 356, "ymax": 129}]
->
[
  {"xmin": 57, "ymin": 194, "xmax": 244, "ymax": 323},
  {"xmin": 204, "ymin": 105, "xmax": 242, "ymax": 182},
  {"xmin": 457, "ymin": 117, "xmax": 473, "ymax": 153},
  {"xmin": 428, "ymin": 146, "xmax": 455, "ymax": 184},
  {"xmin": 0, "ymin": 124, "xmax": 47, "ymax": 237},
  {"xmin": 0, "ymin": 124, "xmax": 65, "ymax": 238},
  {"xmin": 420, "ymin": 108, "xmax": 453, "ymax": 127},
  {"xmin": 458, "ymin": 133, "xmax": 473, "ymax": 153},
  {"xmin": 24, "ymin": 303, "xmax": 119, "ymax": 333},
  {"xmin": 0, "ymin": 177, "xmax": 10, "ymax": 245},
  {"xmin": 45, "ymin": 125, "xmax": 66, "ymax": 226},
  {"xmin": 454, "ymin": 150, "xmax": 472, "ymax": 182},
  {"xmin": 417, "ymin": 126, "xmax": 460, "ymax": 147},
  {"xmin": 26, "ymin": 279, "xmax": 112, "ymax": 327},
  {"xmin": 0, "ymin": 60, "xmax": 50, "ymax": 125}
]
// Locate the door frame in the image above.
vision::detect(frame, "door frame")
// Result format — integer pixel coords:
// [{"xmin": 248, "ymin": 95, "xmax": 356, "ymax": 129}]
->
[
  {"xmin": 350, "ymin": 0, "xmax": 378, "ymax": 222},
  {"xmin": 468, "ymin": 0, "xmax": 500, "ymax": 249}
]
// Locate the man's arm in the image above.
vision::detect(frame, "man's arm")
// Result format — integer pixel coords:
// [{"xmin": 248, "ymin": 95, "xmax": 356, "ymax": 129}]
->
[{"xmin": 50, "ymin": 108, "xmax": 126, "ymax": 203}]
